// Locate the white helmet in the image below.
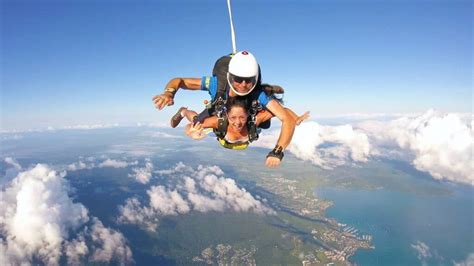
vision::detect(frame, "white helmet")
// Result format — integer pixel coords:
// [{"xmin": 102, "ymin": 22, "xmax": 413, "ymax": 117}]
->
[{"xmin": 227, "ymin": 51, "xmax": 259, "ymax": 96}]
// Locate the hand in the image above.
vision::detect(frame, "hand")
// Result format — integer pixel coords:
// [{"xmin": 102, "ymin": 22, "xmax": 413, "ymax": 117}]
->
[
  {"xmin": 265, "ymin": 156, "xmax": 281, "ymax": 168},
  {"xmin": 189, "ymin": 122, "xmax": 206, "ymax": 140},
  {"xmin": 152, "ymin": 93, "xmax": 174, "ymax": 110}
]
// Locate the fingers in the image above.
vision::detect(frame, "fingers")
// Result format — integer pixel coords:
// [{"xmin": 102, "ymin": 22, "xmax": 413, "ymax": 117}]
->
[
  {"xmin": 296, "ymin": 111, "xmax": 311, "ymax": 126},
  {"xmin": 195, "ymin": 123, "xmax": 203, "ymax": 131},
  {"xmin": 152, "ymin": 95, "xmax": 165, "ymax": 109},
  {"xmin": 265, "ymin": 157, "xmax": 281, "ymax": 168},
  {"xmin": 191, "ymin": 122, "xmax": 203, "ymax": 131},
  {"xmin": 152, "ymin": 95, "xmax": 174, "ymax": 110}
]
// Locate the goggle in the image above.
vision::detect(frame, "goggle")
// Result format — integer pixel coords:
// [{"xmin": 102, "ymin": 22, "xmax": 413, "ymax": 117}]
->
[{"xmin": 230, "ymin": 74, "xmax": 256, "ymax": 84}]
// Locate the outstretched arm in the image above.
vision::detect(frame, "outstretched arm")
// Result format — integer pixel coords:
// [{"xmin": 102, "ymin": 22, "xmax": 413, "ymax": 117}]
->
[
  {"xmin": 256, "ymin": 108, "xmax": 310, "ymax": 127},
  {"xmin": 264, "ymin": 99, "xmax": 297, "ymax": 168},
  {"xmin": 153, "ymin": 78, "xmax": 202, "ymax": 110}
]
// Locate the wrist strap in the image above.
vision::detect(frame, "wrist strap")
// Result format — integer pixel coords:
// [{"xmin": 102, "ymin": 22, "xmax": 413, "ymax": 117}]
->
[
  {"xmin": 164, "ymin": 87, "xmax": 177, "ymax": 97},
  {"xmin": 267, "ymin": 145, "xmax": 284, "ymax": 161}
]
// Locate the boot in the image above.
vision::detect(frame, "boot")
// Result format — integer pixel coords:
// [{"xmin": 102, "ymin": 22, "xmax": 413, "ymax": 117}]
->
[{"xmin": 170, "ymin": 107, "xmax": 187, "ymax": 128}]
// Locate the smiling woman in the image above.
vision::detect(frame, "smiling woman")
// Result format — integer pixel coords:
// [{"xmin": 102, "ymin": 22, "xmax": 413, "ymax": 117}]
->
[{"xmin": 167, "ymin": 97, "xmax": 310, "ymax": 155}]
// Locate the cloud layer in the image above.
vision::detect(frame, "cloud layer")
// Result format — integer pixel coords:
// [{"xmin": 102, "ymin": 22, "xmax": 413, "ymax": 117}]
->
[
  {"xmin": 254, "ymin": 121, "xmax": 371, "ymax": 169},
  {"xmin": 358, "ymin": 110, "xmax": 473, "ymax": 185},
  {"xmin": 118, "ymin": 163, "xmax": 275, "ymax": 231},
  {"xmin": 256, "ymin": 110, "xmax": 472, "ymax": 185},
  {"xmin": 0, "ymin": 163, "xmax": 133, "ymax": 265}
]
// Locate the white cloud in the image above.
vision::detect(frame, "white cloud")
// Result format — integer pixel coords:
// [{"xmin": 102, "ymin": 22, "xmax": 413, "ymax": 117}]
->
[
  {"xmin": 454, "ymin": 253, "xmax": 474, "ymax": 266},
  {"xmin": 358, "ymin": 110, "xmax": 473, "ymax": 185},
  {"xmin": 89, "ymin": 218, "xmax": 133, "ymax": 264},
  {"xmin": 0, "ymin": 164, "xmax": 133, "ymax": 265},
  {"xmin": 118, "ymin": 163, "xmax": 274, "ymax": 231},
  {"xmin": 67, "ymin": 156, "xmax": 155, "ymax": 184},
  {"xmin": 255, "ymin": 110, "xmax": 472, "ymax": 186},
  {"xmin": 117, "ymin": 198, "xmax": 159, "ymax": 232},
  {"xmin": 128, "ymin": 159, "xmax": 154, "ymax": 184},
  {"xmin": 254, "ymin": 121, "xmax": 371, "ymax": 169},
  {"xmin": 1, "ymin": 158, "xmax": 23, "ymax": 188},
  {"xmin": 155, "ymin": 161, "xmax": 191, "ymax": 175},
  {"xmin": 148, "ymin": 186, "xmax": 191, "ymax": 215},
  {"xmin": 4, "ymin": 157, "xmax": 21, "ymax": 170},
  {"xmin": 66, "ymin": 156, "xmax": 139, "ymax": 171},
  {"xmin": 98, "ymin": 159, "xmax": 132, "ymax": 168},
  {"xmin": 64, "ymin": 235, "xmax": 89, "ymax": 265},
  {"xmin": 67, "ymin": 161, "xmax": 93, "ymax": 171},
  {"xmin": 411, "ymin": 241, "xmax": 432, "ymax": 261}
]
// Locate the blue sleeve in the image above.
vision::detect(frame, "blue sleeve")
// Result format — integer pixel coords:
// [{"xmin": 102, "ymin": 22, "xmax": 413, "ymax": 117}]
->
[
  {"xmin": 200, "ymin": 76, "xmax": 218, "ymax": 100},
  {"xmin": 257, "ymin": 91, "xmax": 274, "ymax": 107}
]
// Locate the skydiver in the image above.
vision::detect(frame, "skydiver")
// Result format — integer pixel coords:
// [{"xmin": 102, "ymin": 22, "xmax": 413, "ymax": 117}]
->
[
  {"xmin": 152, "ymin": 51, "xmax": 297, "ymax": 167},
  {"xmin": 174, "ymin": 98, "xmax": 309, "ymax": 152}
]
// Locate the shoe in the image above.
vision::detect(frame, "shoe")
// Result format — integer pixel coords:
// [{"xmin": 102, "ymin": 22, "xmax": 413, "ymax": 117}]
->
[
  {"xmin": 170, "ymin": 107, "xmax": 187, "ymax": 128},
  {"xmin": 262, "ymin": 84, "xmax": 284, "ymax": 95}
]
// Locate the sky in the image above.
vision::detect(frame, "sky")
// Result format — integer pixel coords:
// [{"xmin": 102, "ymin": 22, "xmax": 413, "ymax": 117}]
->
[{"xmin": 1, "ymin": 0, "xmax": 472, "ymax": 131}]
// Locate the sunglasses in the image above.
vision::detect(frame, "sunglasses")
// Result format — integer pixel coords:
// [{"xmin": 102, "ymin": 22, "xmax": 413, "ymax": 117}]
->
[{"xmin": 232, "ymin": 75, "xmax": 256, "ymax": 84}]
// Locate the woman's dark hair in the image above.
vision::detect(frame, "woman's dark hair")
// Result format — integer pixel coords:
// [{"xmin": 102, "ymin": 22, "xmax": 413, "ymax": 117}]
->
[{"xmin": 225, "ymin": 97, "xmax": 249, "ymax": 113}]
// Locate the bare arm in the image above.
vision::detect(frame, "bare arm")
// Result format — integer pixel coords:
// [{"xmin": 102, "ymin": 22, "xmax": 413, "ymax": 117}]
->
[
  {"xmin": 255, "ymin": 110, "xmax": 274, "ymax": 126},
  {"xmin": 264, "ymin": 99, "xmax": 297, "ymax": 167},
  {"xmin": 199, "ymin": 116, "xmax": 218, "ymax": 129},
  {"xmin": 256, "ymin": 108, "xmax": 309, "ymax": 126},
  {"xmin": 153, "ymin": 78, "xmax": 202, "ymax": 110},
  {"xmin": 164, "ymin": 77, "xmax": 202, "ymax": 91}
]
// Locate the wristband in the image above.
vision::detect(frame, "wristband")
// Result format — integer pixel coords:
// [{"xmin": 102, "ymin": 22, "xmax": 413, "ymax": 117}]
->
[
  {"xmin": 266, "ymin": 145, "xmax": 284, "ymax": 161},
  {"xmin": 164, "ymin": 87, "xmax": 177, "ymax": 96}
]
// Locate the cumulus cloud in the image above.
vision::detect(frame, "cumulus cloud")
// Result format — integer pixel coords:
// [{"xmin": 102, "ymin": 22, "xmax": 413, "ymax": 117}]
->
[
  {"xmin": 67, "ymin": 160, "xmax": 92, "ymax": 171},
  {"xmin": 255, "ymin": 110, "xmax": 472, "ymax": 185},
  {"xmin": 118, "ymin": 163, "xmax": 274, "ymax": 231},
  {"xmin": 358, "ymin": 110, "xmax": 473, "ymax": 185},
  {"xmin": 0, "ymin": 164, "xmax": 133, "ymax": 265},
  {"xmin": 128, "ymin": 159, "xmax": 154, "ymax": 184},
  {"xmin": 254, "ymin": 121, "xmax": 371, "ymax": 169},
  {"xmin": 89, "ymin": 218, "xmax": 133, "ymax": 264}
]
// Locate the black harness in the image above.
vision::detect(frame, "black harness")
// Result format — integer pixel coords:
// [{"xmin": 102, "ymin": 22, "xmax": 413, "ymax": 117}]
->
[{"xmin": 212, "ymin": 91, "xmax": 262, "ymax": 143}]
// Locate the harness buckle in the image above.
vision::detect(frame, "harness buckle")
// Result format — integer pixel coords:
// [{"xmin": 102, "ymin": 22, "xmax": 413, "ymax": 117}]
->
[{"xmin": 215, "ymin": 97, "xmax": 227, "ymax": 118}]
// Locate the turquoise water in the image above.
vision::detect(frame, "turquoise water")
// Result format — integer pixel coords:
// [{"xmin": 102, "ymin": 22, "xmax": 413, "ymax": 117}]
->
[{"xmin": 316, "ymin": 184, "xmax": 473, "ymax": 265}]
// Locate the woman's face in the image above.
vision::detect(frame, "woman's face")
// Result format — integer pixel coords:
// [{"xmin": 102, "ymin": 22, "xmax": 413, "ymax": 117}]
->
[{"xmin": 227, "ymin": 106, "xmax": 247, "ymax": 132}]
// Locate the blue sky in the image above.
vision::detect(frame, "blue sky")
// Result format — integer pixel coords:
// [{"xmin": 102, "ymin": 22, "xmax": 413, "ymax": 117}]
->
[{"xmin": 1, "ymin": 0, "xmax": 472, "ymax": 131}]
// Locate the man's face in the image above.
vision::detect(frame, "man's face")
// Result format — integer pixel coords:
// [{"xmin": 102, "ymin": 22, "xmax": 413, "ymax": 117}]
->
[
  {"xmin": 228, "ymin": 73, "xmax": 256, "ymax": 95},
  {"xmin": 232, "ymin": 79, "xmax": 255, "ymax": 94}
]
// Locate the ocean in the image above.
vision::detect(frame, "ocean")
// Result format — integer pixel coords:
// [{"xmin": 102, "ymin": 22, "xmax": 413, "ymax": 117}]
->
[{"xmin": 316, "ymin": 182, "xmax": 473, "ymax": 265}]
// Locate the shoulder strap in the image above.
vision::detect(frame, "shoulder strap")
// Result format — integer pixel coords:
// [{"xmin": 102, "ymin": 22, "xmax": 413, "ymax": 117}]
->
[
  {"xmin": 247, "ymin": 99, "xmax": 262, "ymax": 143},
  {"xmin": 212, "ymin": 54, "xmax": 233, "ymax": 103},
  {"xmin": 213, "ymin": 116, "xmax": 228, "ymax": 139}
]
